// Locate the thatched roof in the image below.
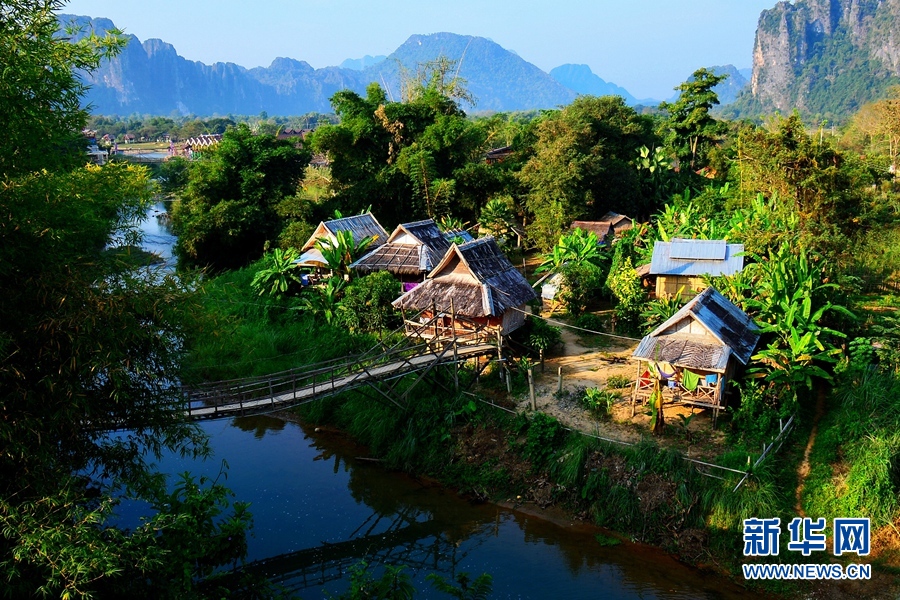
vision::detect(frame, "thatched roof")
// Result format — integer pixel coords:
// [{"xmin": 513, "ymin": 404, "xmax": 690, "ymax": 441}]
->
[
  {"xmin": 300, "ymin": 213, "xmax": 388, "ymax": 253},
  {"xmin": 632, "ymin": 287, "xmax": 759, "ymax": 372},
  {"xmin": 350, "ymin": 219, "xmax": 452, "ymax": 276},
  {"xmin": 392, "ymin": 237, "xmax": 537, "ymax": 318},
  {"xmin": 570, "ymin": 220, "xmax": 612, "ymax": 243}
]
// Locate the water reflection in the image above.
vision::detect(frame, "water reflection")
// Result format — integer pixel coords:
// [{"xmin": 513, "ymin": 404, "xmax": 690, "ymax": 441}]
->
[{"xmin": 203, "ymin": 416, "xmax": 752, "ymax": 599}]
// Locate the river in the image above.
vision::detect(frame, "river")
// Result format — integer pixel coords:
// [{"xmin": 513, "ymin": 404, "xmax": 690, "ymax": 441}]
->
[{"xmin": 134, "ymin": 206, "xmax": 752, "ymax": 599}]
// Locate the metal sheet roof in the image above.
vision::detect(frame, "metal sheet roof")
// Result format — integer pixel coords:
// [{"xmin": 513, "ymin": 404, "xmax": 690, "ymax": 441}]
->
[
  {"xmin": 632, "ymin": 287, "xmax": 760, "ymax": 369},
  {"xmin": 669, "ymin": 239, "xmax": 726, "ymax": 260},
  {"xmin": 649, "ymin": 239, "xmax": 744, "ymax": 276}
]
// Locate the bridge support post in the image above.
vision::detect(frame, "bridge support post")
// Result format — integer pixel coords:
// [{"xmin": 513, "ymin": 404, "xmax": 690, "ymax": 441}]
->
[{"xmin": 451, "ymin": 298, "xmax": 459, "ymax": 392}]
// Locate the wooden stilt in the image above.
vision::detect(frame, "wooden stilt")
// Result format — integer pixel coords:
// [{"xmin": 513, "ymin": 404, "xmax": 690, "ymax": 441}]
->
[{"xmin": 451, "ymin": 298, "xmax": 459, "ymax": 391}]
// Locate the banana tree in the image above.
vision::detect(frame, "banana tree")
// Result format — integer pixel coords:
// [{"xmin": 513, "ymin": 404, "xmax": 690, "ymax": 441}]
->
[
  {"xmin": 316, "ymin": 229, "xmax": 375, "ymax": 278},
  {"xmin": 250, "ymin": 247, "xmax": 302, "ymax": 297}
]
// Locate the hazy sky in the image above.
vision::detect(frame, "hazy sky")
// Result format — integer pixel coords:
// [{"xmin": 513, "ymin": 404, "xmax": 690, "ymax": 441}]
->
[{"xmin": 62, "ymin": 0, "xmax": 775, "ymax": 100}]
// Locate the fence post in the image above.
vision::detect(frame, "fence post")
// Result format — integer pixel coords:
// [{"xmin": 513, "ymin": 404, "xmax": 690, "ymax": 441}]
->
[
  {"xmin": 528, "ymin": 367, "xmax": 536, "ymax": 411},
  {"xmin": 496, "ymin": 329, "xmax": 503, "ymax": 383}
]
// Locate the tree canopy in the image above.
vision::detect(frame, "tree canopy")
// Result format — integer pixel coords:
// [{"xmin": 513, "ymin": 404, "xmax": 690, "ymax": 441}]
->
[
  {"xmin": 518, "ymin": 95, "xmax": 657, "ymax": 250},
  {"xmin": 0, "ymin": 2, "xmax": 256, "ymax": 596},
  {"xmin": 171, "ymin": 123, "xmax": 310, "ymax": 270}
]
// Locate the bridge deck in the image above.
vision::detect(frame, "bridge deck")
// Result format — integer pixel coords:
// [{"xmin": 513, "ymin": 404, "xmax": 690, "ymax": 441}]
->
[{"xmin": 188, "ymin": 343, "xmax": 495, "ymax": 420}]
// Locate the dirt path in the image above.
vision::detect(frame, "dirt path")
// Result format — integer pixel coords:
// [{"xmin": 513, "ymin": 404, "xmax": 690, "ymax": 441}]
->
[
  {"xmin": 795, "ymin": 386, "xmax": 826, "ymax": 516},
  {"xmin": 511, "ymin": 318, "xmax": 727, "ymax": 456}
]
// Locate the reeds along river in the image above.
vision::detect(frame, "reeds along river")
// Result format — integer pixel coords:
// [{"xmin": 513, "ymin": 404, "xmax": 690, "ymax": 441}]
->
[{"xmin": 134, "ymin": 206, "xmax": 753, "ymax": 599}]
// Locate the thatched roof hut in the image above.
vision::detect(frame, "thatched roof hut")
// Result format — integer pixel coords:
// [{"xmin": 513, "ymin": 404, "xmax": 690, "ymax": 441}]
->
[
  {"xmin": 296, "ymin": 213, "xmax": 388, "ymax": 268},
  {"xmin": 392, "ymin": 237, "xmax": 537, "ymax": 336},
  {"xmin": 630, "ymin": 286, "xmax": 759, "ymax": 420},
  {"xmin": 350, "ymin": 219, "xmax": 452, "ymax": 278}
]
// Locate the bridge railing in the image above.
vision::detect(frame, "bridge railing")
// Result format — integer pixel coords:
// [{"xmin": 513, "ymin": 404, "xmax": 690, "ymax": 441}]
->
[{"xmin": 183, "ymin": 309, "xmax": 494, "ymax": 418}]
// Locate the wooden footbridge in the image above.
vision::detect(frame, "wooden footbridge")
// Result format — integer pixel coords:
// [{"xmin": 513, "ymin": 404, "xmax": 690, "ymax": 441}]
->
[{"xmin": 183, "ymin": 310, "xmax": 499, "ymax": 420}]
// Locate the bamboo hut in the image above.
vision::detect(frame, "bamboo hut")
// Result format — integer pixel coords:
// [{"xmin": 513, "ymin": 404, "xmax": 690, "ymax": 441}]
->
[
  {"xmin": 349, "ymin": 219, "xmax": 452, "ymax": 285},
  {"xmin": 295, "ymin": 213, "xmax": 388, "ymax": 270},
  {"xmin": 392, "ymin": 237, "xmax": 537, "ymax": 339},
  {"xmin": 630, "ymin": 287, "xmax": 759, "ymax": 424},
  {"xmin": 649, "ymin": 238, "xmax": 744, "ymax": 299}
]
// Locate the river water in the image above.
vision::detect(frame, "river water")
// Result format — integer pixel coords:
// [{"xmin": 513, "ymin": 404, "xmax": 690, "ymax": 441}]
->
[
  {"xmin": 134, "ymin": 206, "xmax": 752, "ymax": 599},
  {"xmin": 152, "ymin": 416, "xmax": 750, "ymax": 600}
]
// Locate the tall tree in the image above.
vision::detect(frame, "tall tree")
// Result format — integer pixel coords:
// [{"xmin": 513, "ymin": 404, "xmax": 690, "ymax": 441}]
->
[
  {"xmin": 659, "ymin": 68, "xmax": 728, "ymax": 171},
  {"xmin": 312, "ymin": 78, "xmax": 487, "ymax": 227},
  {"xmin": 171, "ymin": 124, "xmax": 309, "ymax": 270},
  {"xmin": 0, "ymin": 2, "xmax": 256, "ymax": 596},
  {"xmin": 518, "ymin": 95, "xmax": 656, "ymax": 250}
]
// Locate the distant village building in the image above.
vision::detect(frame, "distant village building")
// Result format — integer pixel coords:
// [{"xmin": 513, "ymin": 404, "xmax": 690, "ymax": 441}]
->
[
  {"xmin": 350, "ymin": 219, "xmax": 452, "ymax": 287},
  {"xmin": 484, "ymin": 146, "xmax": 513, "ymax": 165},
  {"xmin": 276, "ymin": 128, "xmax": 312, "ymax": 142},
  {"xmin": 630, "ymin": 287, "xmax": 760, "ymax": 425},
  {"xmin": 295, "ymin": 213, "xmax": 389, "ymax": 269},
  {"xmin": 648, "ymin": 238, "xmax": 744, "ymax": 299},
  {"xmin": 569, "ymin": 212, "xmax": 634, "ymax": 245},
  {"xmin": 392, "ymin": 237, "xmax": 537, "ymax": 337}
]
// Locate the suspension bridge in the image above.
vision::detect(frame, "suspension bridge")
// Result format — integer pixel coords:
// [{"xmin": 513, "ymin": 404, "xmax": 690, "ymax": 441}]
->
[{"xmin": 182, "ymin": 309, "xmax": 501, "ymax": 421}]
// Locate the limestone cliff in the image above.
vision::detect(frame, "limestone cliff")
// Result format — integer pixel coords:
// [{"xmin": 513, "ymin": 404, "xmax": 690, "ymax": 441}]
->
[{"xmin": 742, "ymin": 0, "xmax": 900, "ymax": 119}]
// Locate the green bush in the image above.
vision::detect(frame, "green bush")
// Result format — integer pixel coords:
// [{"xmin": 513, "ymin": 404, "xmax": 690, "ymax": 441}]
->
[
  {"xmin": 526, "ymin": 318, "xmax": 562, "ymax": 354},
  {"xmin": 573, "ymin": 312, "xmax": 605, "ymax": 332},
  {"xmin": 336, "ymin": 271, "xmax": 401, "ymax": 333},
  {"xmin": 580, "ymin": 387, "xmax": 619, "ymax": 418},
  {"xmin": 606, "ymin": 374, "xmax": 631, "ymax": 389}
]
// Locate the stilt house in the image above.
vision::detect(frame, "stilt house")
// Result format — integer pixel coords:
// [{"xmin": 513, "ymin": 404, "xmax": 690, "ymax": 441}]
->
[
  {"xmin": 295, "ymin": 213, "xmax": 388, "ymax": 269},
  {"xmin": 349, "ymin": 219, "xmax": 452, "ymax": 286},
  {"xmin": 392, "ymin": 237, "xmax": 537, "ymax": 340},
  {"xmin": 630, "ymin": 287, "xmax": 760, "ymax": 423}
]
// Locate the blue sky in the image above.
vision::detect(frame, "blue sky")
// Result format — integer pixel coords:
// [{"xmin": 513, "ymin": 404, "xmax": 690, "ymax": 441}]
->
[{"xmin": 63, "ymin": 0, "xmax": 775, "ymax": 100}]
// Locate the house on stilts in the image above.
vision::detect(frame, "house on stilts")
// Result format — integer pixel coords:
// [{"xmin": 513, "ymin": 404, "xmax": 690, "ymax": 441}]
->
[
  {"xmin": 349, "ymin": 219, "xmax": 453, "ymax": 290},
  {"xmin": 392, "ymin": 237, "xmax": 537, "ymax": 342},
  {"xmin": 630, "ymin": 286, "xmax": 760, "ymax": 425},
  {"xmin": 294, "ymin": 213, "xmax": 389, "ymax": 271}
]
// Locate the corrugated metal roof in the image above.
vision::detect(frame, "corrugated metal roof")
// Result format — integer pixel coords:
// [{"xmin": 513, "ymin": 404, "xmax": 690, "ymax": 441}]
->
[
  {"xmin": 633, "ymin": 287, "xmax": 760, "ymax": 369},
  {"xmin": 669, "ymin": 239, "xmax": 726, "ymax": 260},
  {"xmin": 649, "ymin": 239, "xmax": 744, "ymax": 276}
]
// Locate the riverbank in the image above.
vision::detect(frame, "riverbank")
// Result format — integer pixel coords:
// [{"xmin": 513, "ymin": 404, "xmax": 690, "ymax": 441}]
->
[
  {"xmin": 179, "ymin": 259, "xmax": 900, "ymax": 599},
  {"xmin": 283, "ymin": 375, "xmax": 900, "ymax": 600}
]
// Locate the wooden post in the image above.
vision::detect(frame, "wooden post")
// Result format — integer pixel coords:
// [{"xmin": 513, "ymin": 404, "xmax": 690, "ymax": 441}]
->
[
  {"xmin": 496, "ymin": 329, "xmax": 503, "ymax": 383},
  {"xmin": 506, "ymin": 368, "xmax": 512, "ymax": 395},
  {"xmin": 557, "ymin": 366, "xmax": 563, "ymax": 394},
  {"xmin": 431, "ymin": 299, "xmax": 438, "ymax": 340},
  {"xmin": 528, "ymin": 367, "xmax": 536, "ymax": 411},
  {"xmin": 451, "ymin": 298, "xmax": 459, "ymax": 391},
  {"xmin": 631, "ymin": 361, "xmax": 642, "ymax": 417}
]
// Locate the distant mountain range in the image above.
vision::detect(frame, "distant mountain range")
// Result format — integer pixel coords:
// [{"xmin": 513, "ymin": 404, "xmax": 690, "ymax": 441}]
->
[{"xmin": 61, "ymin": 14, "xmax": 748, "ymax": 116}]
